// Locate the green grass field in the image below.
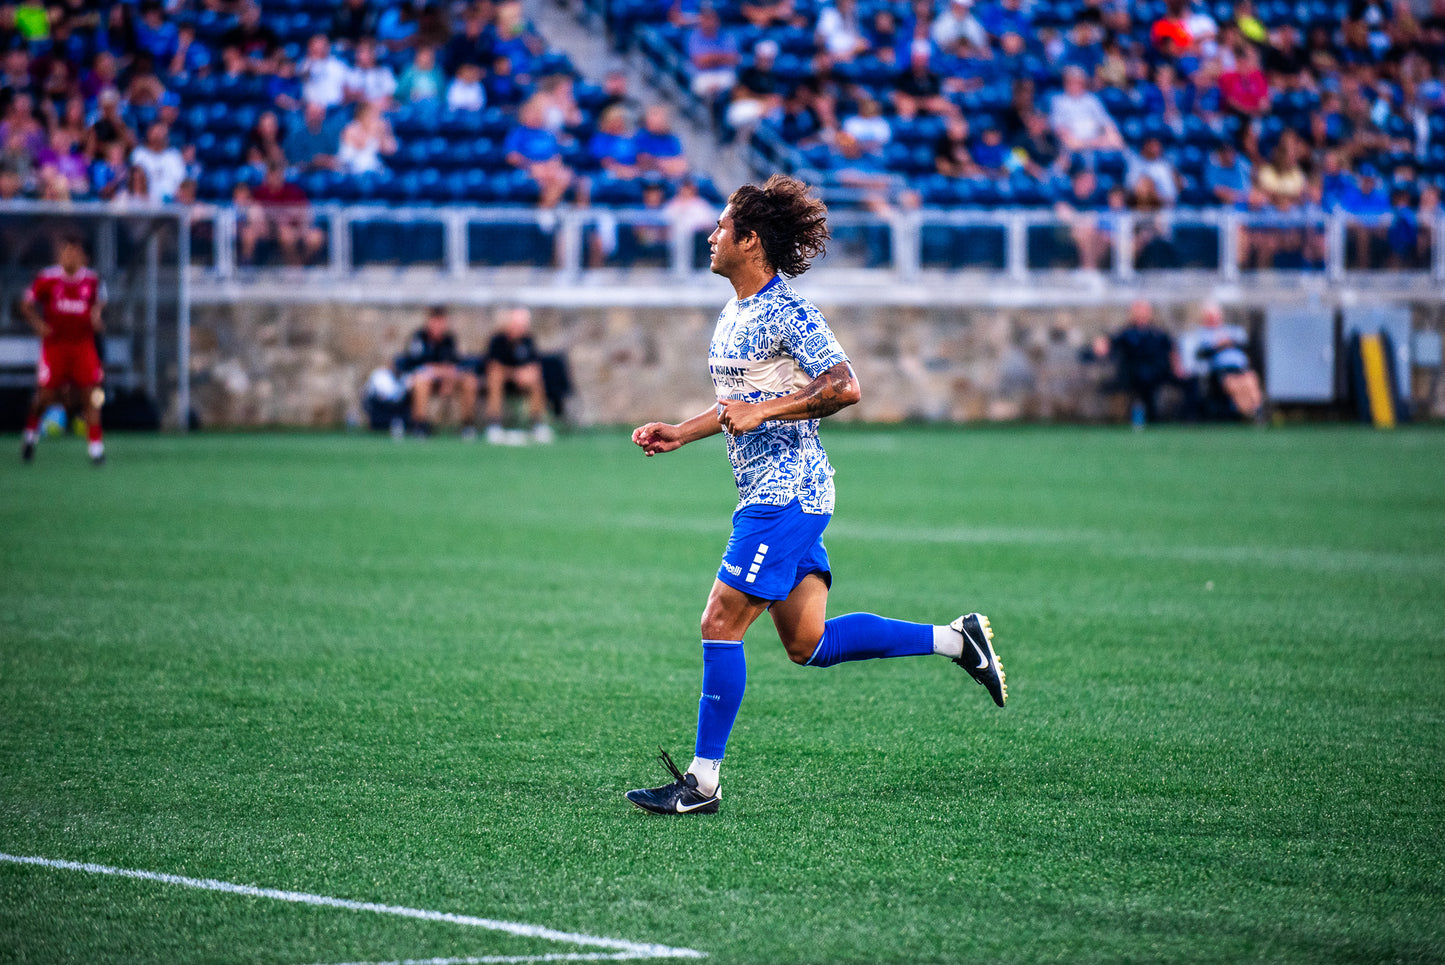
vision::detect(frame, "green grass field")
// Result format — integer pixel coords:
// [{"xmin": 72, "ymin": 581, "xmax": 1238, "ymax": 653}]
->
[{"xmin": 2, "ymin": 427, "xmax": 1442, "ymax": 965}]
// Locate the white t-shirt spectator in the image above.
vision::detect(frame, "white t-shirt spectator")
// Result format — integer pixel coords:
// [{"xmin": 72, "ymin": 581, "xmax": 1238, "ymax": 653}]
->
[
  {"xmin": 932, "ymin": 4, "xmax": 987, "ymax": 49},
  {"xmin": 346, "ymin": 64, "xmax": 397, "ymax": 106},
  {"xmin": 446, "ymin": 77, "xmax": 486, "ymax": 112},
  {"xmin": 815, "ymin": 5, "xmax": 866, "ymax": 59},
  {"xmin": 1126, "ymin": 151, "xmax": 1180, "ymax": 204},
  {"xmin": 300, "ymin": 52, "xmax": 350, "ymax": 108},
  {"xmin": 842, "ymin": 113, "xmax": 892, "ymax": 152},
  {"xmin": 1049, "ymin": 89, "xmax": 1117, "ymax": 145},
  {"xmin": 129, "ymin": 144, "xmax": 187, "ymax": 202}
]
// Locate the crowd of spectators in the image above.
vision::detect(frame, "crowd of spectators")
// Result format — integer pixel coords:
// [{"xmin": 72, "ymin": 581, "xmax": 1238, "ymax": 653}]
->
[
  {"xmin": 4, "ymin": 0, "xmax": 1445, "ymax": 272},
  {"xmin": 642, "ymin": 0, "xmax": 1445, "ymax": 269},
  {"xmin": 0, "ymin": 0, "xmax": 711, "ymax": 264}
]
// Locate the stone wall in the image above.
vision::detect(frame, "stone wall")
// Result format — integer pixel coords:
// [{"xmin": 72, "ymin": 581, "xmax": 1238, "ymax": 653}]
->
[{"xmin": 188, "ymin": 300, "xmax": 1445, "ymax": 427}]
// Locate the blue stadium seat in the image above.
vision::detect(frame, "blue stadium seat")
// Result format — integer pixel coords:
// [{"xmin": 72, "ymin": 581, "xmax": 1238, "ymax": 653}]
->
[
  {"xmin": 351, "ymin": 220, "xmax": 400, "ymax": 263},
  {"xmin": 411, "ymin": 167, "xmax": 445, "ymax": 203},
  {"xmin": 591, "ymin": 174, "xmax": 644, "ymax": 206},
  {"xmin": 494, "ymin": 170, "xmax": 542, "ymax": 205},
  {"xmin": 479, "ymin": 108, "xmax": 513, "ymax": 139},
  {"xmin": 440, "ymin": 109, "xmax": 485, "ymax": 138},
  {"xmin": 918, "ymin": 174, "xmax": 962, "ymax": 206},
  {"xmin": 457, "ymin": 168, "xmax": 495, "ymax": 203},
  {"xmin": 1095, "ymin": 152, "xmax": 1126, "ymax": 181},
  {"xmin": 382, "ymin": 171, "xmax": 424, "ymax": 204},
  {"xmin": 775, "ymin": 25, "xmax": 815, "ymax": 55},
  {"xmin": 392, "ymin": 105, "xmax": 440, "ymax": 139},
  {"xmin": 394, "ymin": 140, "xmax": 428, "ymax": 172},
  {"xmin": 194, "ymin": 8, "xmax": 227, "ymax": 42},
  {"xmin": 1175, "ymin": 143, "xmax": 1206, "ymax": 178},
  {"xmin": 1426, "ymin": 144, "xmax": 1445, "ymax": 174},
  {"xmin": 1181, "ymin": 114, "xmax": 1217, "ymax": 147},
  {"xmin": 199, "ymin": 168, "xmax": 237, "ymax": 201},
  {"xmin": 473, "ymin": 140, "xmax": 505, "ymax": 170},
  {"xmin": 299, "ymin": 169, "xmax": 338, "ymax": 200},
  {"xmin": 467, "ymin": 222, "xmax": 554, "ymax": 265}
]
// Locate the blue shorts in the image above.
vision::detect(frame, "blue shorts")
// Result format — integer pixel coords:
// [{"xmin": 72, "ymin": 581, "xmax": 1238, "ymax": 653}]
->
[{"xmin": 717, "ymin": 499, "xmax": 832, "ymax": 602}]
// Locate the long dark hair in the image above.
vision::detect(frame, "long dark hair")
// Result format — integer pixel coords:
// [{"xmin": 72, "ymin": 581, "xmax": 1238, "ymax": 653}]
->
[{"xmin": 727, "ymin": 174, "xmax": 829, "ymax": 278}]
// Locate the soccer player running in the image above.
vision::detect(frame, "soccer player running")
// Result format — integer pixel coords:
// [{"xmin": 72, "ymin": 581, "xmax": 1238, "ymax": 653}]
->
[
  {"xmin": 626, "ymin": 175, "xmax": 1006, "ymax": 816},
  {"xmin": 20, "ymin": 235, "xmax": 108, "ymax": 466}
]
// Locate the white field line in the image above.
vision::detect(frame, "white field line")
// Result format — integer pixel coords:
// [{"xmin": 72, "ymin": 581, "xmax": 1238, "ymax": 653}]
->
[
  {"xmin": 0, "ymin": 853, "xmax": 705, "ymax": 962},
  {"xmin": 307, "ymin": 955, "xmax": 669, "ymax": 964}
]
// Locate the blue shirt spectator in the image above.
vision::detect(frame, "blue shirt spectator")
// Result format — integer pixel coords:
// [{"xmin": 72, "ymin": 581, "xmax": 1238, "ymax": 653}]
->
[
  {"xmin": 375, "ymin": 6, "xmax": 418, "ymax": 50},
  {"xmin": 588, "ymin": 109, "xmax": 639, "ymax": 176},
  {"xmin": 1203, "ymin": 144, "xmax": 1251, "ymax": 206},
  {"xmin": 133, "ymin": 5, "xmax": 180, "ymax": 63},
  {"xmin": 504, "ymin": 119, "xmax": 562, "ymax": 164},
  {"xmin": 1059, "ymin": 23, "xmax": 1105, "ymax": 77},
  {"xmin": 283, "ymin": 102, "xmax": 343, "ymax": 170},
  {"xmin": 977, "ymin": 0, "xmax": 1031, "ymax": 40},
  {"xmin": 487, "ymin": 56, "xmax": 526, "ymax": 106},
  {"xmin": 1386, "ymin": 190, "xmax": 1420, "ymax": 259},
  {"xmin": 168, "ymin": 25, "xmax": 212, "ymax": 78},
  {"xmin": 972, "ymin": 126, "xmax": 1009, "ymax": 173},
  {"xmin": 634, "ymin": 105, "xmax": 686, "ymax": 177},
  {"xmin": 1339, "ymin": 169, "xmax": 1391, "ymax": 219}
]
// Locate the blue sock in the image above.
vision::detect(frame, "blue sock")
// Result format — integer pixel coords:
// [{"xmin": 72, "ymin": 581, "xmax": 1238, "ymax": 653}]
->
[
  {"xmin": 695, "ymin": 639, "xmax": 746, "ymax": 760},
  {"xmin": 806, "ymin": 612, "xmax": 934, "ymax": 668}
]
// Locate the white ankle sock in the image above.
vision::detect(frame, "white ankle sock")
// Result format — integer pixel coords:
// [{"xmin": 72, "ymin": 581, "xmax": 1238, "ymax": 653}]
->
[
  {"xmin": 88, "ymin": 440, "xmax": 104, "ymax": 459},
  {"xmin": 687, "ymin": 756, "xmax": 721, "ymax": 795},
  {"xmin": 931, "ymin": 624, "xmax": 962, "ymax": 658}
]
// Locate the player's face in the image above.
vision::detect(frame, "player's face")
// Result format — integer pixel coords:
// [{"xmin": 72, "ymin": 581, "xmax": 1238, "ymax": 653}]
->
[
  {"xmin": 707, "ymin": 208, "xmax": 747, "ymax": 278},
  {"xmin": 58, "ymin": 242, "xmax": 84, "ymax": 273}
]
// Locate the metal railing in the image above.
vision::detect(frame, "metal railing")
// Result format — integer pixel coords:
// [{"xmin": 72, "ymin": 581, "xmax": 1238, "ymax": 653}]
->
[
  {"xmin": 179, "ymin": 203, "xmax": 1445, "ymax": 285},
  {"xmin": 7, "ymin": 199, "xmax": 1443, "ymax": 287}
]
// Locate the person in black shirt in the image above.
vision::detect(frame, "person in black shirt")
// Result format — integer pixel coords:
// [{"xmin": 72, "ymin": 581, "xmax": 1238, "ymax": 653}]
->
[
  {"xmin": 398, "ymin": 304, "xmax": 479, "ymax": 437},
  {"xmin": 483, "ymin": 306, "xmax": 553, "ymax": 444},
  {"xmin": 221, "ymin": 1, "xmax": 280, "ymax": 63},
  {"xmin": 1092, "ymin": 300, "xmax": 1191, "ymax": 424}
]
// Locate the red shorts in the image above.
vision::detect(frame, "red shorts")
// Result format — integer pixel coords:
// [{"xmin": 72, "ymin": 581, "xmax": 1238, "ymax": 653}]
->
[{"xmin": 38, "ymin": 339, "xmax": 104, "ymax": 390}]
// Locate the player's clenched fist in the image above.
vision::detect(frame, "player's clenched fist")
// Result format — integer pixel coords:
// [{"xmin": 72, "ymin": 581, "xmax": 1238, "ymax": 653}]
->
[{"xmin": 632, "ymin": 422, "xmax": 683, "ymax": 456}]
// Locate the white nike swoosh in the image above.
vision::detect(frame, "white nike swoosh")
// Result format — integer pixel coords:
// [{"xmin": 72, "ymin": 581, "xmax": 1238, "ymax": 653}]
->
[
  {"xmin": 676, "ymin": 797, "xmax": 716, "ymax": 813},
  {"xmin": 971, "ymin": 640, "xmax": 990, "ymax": 671}
]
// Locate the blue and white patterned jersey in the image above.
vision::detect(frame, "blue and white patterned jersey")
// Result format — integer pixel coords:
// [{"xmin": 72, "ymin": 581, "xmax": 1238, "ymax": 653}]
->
[{"xmin": 708, "ymin": 275, "xmax": 849, "ymax": 514}]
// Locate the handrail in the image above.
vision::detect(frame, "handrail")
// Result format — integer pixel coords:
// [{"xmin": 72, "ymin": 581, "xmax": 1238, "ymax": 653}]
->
[{"xmin": 6, "ymin": 199, "xmax": 1442, "ymax": 285}]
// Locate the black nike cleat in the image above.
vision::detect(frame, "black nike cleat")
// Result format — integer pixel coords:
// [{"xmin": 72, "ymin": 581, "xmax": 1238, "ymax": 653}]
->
[
  {"xmin": 21, "ymin": 439, "xmax": 34, "ymax": 463},
  {"xmin": 951, "ymin": 613, "xmax": 1007, "ymax": 707},
  {"xmin": 625, "ymin": 747, "xmax": 720, "ymax": 815}
]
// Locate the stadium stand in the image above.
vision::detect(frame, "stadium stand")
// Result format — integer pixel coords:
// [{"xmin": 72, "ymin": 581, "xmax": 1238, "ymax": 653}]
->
[
  {"xmin": 0, "ymin": 0, "xmax": 721, "ymax": 219},
  {"xmin": 603, "ymin": 0, "xmax": 1444, "ymax": 266},
  {"xmin": 0, "ymin": 0, "xmax": 1441, "ymax": 273}
]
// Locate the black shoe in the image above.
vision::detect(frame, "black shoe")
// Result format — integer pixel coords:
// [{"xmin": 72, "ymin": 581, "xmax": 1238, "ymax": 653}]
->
[
  {"xmin": 625, "ymin": 748, "xmax": 720, "ymax": 815},
  {"xmin": 950, "ymin": 613, "xmax": 1007, "ymax": 707},
  {"xmin": 90, "ymin": 451, "xmax": 105, "ymax": 467},
  {"xmin": 21, "ymin": 438, "xmax": 34, "ymax": 463}
]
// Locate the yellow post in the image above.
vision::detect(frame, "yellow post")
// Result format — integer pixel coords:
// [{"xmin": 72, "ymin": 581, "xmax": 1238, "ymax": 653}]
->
[{"xmin": 1358, "ymin": 333, "xmax": 1396, "ymax": 429}]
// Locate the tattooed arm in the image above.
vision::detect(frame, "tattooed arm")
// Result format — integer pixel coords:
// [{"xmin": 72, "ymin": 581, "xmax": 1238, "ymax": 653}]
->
[{"xmin": 717, "ymin": 361, "xmax": 861, "ymax": 435}]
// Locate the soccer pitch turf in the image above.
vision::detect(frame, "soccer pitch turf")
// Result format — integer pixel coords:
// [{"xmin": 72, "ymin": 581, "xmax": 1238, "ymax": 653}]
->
[{"xmin": 1, "ymin": 427, "xmax": 1442, "ymax": 965}]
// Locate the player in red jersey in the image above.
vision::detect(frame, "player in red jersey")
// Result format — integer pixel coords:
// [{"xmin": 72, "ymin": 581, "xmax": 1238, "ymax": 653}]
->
[{"xmin": 20, "ymin": 235, "xmax": 108, "ymax": 465}]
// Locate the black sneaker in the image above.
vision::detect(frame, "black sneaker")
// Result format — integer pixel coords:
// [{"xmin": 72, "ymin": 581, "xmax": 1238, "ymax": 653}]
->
[
  {"xmin": 950, "ymin": 613, "xmax": 1007, "ymax": 707},
  {"xmin": 21, "ymin": 438, "xmax": 34, "ymax": 463},
  {"xmin": 90, "ymin": 451, "xmax": 105, "ymax": 467},
  {"xmin": 624, "ymin": 748, "xmax": 720, "ymax": 815}
]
